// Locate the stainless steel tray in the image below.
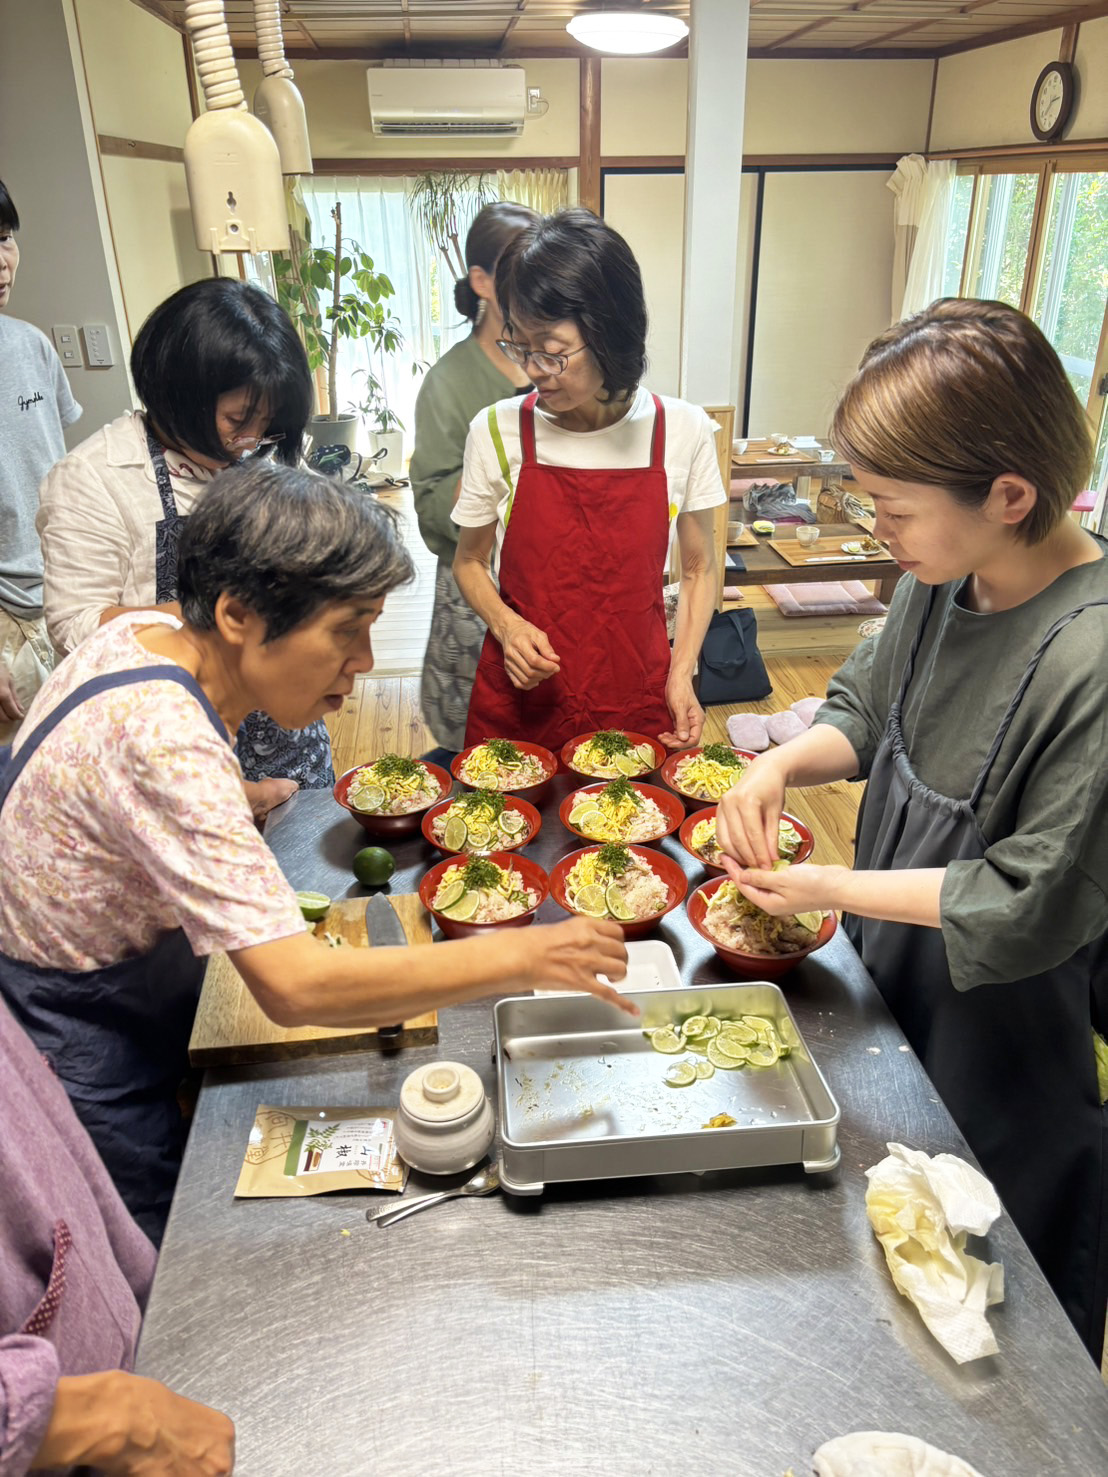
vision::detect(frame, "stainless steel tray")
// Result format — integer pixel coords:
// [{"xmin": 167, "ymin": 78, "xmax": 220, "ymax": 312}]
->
[{"xmin": 495, "ymin": 984, "xmax": 840, "ymax": 1195}]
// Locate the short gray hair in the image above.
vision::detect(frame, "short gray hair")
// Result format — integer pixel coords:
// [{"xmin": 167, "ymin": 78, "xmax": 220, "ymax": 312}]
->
[{"xmin": 177, "ymin": 461, "xmax": 414, "ymax": 641}]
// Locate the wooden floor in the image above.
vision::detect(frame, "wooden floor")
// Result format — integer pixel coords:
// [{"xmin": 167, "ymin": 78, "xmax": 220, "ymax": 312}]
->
[{"xmin": 325, "ymin": 650, "xmax": 863, "ymax": 870}]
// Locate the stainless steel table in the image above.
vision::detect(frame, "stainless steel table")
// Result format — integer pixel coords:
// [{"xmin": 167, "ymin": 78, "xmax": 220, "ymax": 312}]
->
[{"xmin": 137, "ymin": 786, "xmax": 1108, "ymax": 1476}]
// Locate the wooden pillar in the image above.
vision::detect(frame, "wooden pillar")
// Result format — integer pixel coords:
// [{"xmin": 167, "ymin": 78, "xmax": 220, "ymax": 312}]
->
[
  {"xmin": 579, "ymin": 55, "xmax": 601, "ymax": 215},
  {"xmin": 680, "ymin": 0, "xmax": 750, "ymax": 406}
]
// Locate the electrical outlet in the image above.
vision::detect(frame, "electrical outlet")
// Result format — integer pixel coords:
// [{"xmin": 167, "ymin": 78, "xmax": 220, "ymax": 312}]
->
[
  {"xmin": 527, "ymin": 86, "xmax": 543, "ymax": 114},
  {"xmin": 81, "ymin": 323, "xmax": 115, "ymax": 368},
  {"xmin": 52, "ymin": 324, "xmax": 82, "ymax": 367}
]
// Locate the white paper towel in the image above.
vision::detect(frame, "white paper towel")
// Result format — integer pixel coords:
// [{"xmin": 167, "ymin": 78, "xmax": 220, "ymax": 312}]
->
[
  {"xmin": 813, "ymin": 1430, "xmax": 988, "ymax": 1477},
  {"xmin": 865, "ymin": 1142, "xmax": 1004, "ymax": 1363}
]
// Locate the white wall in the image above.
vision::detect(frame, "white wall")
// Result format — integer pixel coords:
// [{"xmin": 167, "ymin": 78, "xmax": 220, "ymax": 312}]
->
[
  {"xmin": 603, "ymin": 173, "xmax": 686, "ymax": 397},
  {"xmin": 73, "ymin": 0, "xmax": 210, "ymax": 339},
  {"xmin": 235, "ymin": 57, "xmax": 581, "ymax": 160},
  {"xmin": 0, "ymin": 0, "xmax": 132, "ymax": 441},
  {"xmin": 931, "ymin": 17, "xmax": 1108, "ymax": 150},
  {"xmin": 748, "ymin": 171, "xmax": 894, "ymax": 437}
]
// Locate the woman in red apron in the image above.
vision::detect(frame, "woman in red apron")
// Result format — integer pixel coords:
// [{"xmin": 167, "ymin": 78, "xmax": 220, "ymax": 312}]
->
[
  {"xmin": 453, "ymin": 209, "xmax": 725, "ymax": 753},
  {"xmin": 716, "ymin": 299, "xmax": 1108, "ymax": 1360}
]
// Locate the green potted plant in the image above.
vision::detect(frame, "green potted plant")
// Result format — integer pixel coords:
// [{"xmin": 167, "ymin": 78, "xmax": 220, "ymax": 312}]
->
[
  {"xmin": 347, "ymin": 367, "xmax": 405, "ymax": 474},
  {"xmin": 273, "ymin": 201, "xmax": 403, "ymax": 455}
]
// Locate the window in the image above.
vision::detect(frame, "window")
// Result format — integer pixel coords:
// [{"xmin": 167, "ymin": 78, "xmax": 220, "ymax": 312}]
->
[
  {"xmin": 963, "ymin": 171, "xmax": 1040, "ymax": 306},
  {"xmin": 1030, "ymin": 170, "xmax": 1108, "ymax": 405}
]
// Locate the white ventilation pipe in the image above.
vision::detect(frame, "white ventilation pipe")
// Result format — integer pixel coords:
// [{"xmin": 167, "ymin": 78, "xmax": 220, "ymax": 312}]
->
[
  {"xmin": 182, "ymin": 0, "xmax": 288, "ymax": 251},
  {"xmin": 251, "ymin": 0, "xmax": 313, "ymax": 174},
  {"xmin": 254, "ymin": 0, "xmax": 294, "ymax": 79},
  {"xmin": 184, "ymin": 0, "xmax": 245, "ymax": 110}
]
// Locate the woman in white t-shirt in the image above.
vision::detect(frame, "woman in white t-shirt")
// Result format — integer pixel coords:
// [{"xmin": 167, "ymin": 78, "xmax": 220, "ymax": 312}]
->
[{"xmin": 453, "ymin": 208, "xmax": 725, "ymax": 752}]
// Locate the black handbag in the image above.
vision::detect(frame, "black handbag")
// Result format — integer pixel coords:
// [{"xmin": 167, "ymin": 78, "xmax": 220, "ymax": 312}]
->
[{"xmin": 695, "ymin": 607, "xmax": 772, "ymax": 705}]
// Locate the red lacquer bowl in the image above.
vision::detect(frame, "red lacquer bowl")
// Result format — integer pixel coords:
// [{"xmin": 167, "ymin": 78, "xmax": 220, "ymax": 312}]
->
[
  {"xmin": 687, "ymin": 874, "xmax": 837, "ymax": 980},
  {"xmin": 451, "ymin": 740, "xmax": 557, "ymax": 805},
  {"xmin": 421, "ymin": 794, "xmax": 542, "ymax": 856},
  {"xmin": 678, "ymin": 806, "xmax": 814, "ymax": 874},
  {"xmin": 559, "ymin": 782, "xmax": 685, "ymax": 847},
  {"xmin": 333, "ymin": 761, "xmax": 452, "ymax": 838},
  {"xmin": 660, "ymin": 746, "xmax": 758, "ymax": 809},
  {"xmin": 419, "ymin": 851, "xmax": 549, "ymax": 940},
  {"xmin": 559, "ymin": 730, "xmax": 666, "ymax": 781},
  {"xmin": 547, "ymin": 844, "xmax": 687, "ymax": 941}
]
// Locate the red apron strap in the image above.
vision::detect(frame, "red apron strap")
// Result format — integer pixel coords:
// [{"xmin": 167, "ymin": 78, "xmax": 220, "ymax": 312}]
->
[
  {"xmin": 519, "ymin": 391, "xmax": 541, "ymax": 466},
  {"xmin": 648, "ymin": 394, "xmax": 667, "ymax": 471}
]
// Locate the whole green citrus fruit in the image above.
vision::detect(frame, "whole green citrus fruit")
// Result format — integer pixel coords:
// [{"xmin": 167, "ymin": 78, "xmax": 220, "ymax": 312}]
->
[{"xmin": 352, "ymin": 846, "xmax": 395, "ymax": 887}]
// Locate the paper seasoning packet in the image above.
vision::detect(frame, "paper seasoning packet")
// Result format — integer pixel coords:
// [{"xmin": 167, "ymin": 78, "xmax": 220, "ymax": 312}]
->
[{"xmin": 235, "ymin": 1105, "xmax": 408, "ymax": 1197}]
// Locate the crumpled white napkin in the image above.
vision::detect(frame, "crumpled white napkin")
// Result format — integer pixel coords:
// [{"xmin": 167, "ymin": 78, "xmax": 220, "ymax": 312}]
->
[
  {"xmin": 865, "ymin": 1142, "xmax": 1004, "ymax": 1363},
  {"xmin": 813, "ymin": 1431, "xmax": 987, "ymax": 1477}
]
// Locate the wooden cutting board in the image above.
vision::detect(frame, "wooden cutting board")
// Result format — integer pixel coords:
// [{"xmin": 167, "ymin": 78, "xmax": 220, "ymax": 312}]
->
[
  {"xmin": 189, "ymin": 895, "xmax": 438, "ymax": 1066},
  {"xmin": 767, "ymin": 536, "xmax": 889, "ymax": 568}
]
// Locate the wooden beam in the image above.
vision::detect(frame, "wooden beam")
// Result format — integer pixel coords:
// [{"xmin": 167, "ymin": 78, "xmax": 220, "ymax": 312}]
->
[
  {"xmin": 850, "ymin": 0, "xmax": 1002, "ymax": 54},
  {"xmin": 1059, "ymin": 23, "xmax": 1080, "ymax": 64},
  {"xmin": 766, "ymin": 0, "xmax": 884, "ymax": 53},
  {"xmin": 928, "ymin": 137, "xmax": 1108, "ymax": 161},
  {"xmin": 936, "ymin": 2, "xmax": 1108, "ymax": 59},
  {"xmin": 128, "ymin": 0, "xmax": 182, "ymax": 33},
  {"xmin": 183, "ymin": 32, "xmax": 199, "ymax": 121},
  {"xmin": 579, "ymin": 55, "xmax": 602, "ymax": 216},
  {"xmin": 311, "ymin": 156, "xmax": 579, "ymax": 176},
  {"xmin": 498, "ymin": 0, "xmax": 529, "ymax": 53},
  {"xmin": 400, "ymin": 0, "xmax": 412, "ymax": 49},
  {"xmin": 98, "ymin": 134, "xmax": 185, "ymax": 164},
  {"xmin": 924, "ymin": 57, "xmax": 938, "ymax": 154}
]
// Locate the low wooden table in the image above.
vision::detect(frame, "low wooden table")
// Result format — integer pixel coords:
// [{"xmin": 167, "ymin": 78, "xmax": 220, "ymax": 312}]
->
[
  {"xmin": 732, "ymin": 437, "xmax": 850, "ymax": 500},
  {"xmin": 728, "ymin": 521, "xmax": 903, "ymax": 604}
]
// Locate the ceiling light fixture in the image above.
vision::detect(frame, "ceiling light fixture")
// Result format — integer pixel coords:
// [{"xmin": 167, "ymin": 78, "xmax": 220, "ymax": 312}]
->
[{"xmin": 566, "ymin": 7, "xmax": 689, "ymax": 56}]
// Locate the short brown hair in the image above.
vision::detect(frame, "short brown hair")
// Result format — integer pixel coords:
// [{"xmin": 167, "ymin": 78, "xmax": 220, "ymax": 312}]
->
[{"xmin": 832, "ymin": 298, "xmax": 1093, "ymax": 543}]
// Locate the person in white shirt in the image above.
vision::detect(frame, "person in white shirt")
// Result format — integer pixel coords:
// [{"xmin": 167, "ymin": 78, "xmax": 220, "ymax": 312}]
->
[
  {"xmin": 0, "ymin": 177, "xmax": 81, "ymax": 743},
  {"xmin": 453, "ymin": 208, "xmax": 725, "ymax": 753},
  {"xmin": 36, "ymin": 279, "xmax": 323, "ymax": 817}
]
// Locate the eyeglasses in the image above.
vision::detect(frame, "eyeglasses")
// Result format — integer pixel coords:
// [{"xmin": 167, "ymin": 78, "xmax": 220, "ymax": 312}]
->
[
  {"xmin": 225, "ymin": 432, "xmax": 284, "ymax": 459},
  {"xmin": 495, "ymin": 340, "xmax": 590, "ymax": 377}
]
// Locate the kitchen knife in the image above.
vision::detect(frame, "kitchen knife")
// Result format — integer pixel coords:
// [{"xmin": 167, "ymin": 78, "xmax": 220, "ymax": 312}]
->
[{"xmin": 364, "ymin": 894, "xmax": 407, "ymax": 1042}]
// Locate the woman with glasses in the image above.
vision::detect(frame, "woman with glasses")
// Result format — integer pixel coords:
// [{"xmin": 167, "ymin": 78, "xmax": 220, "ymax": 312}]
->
[
  {"xmin": 452, "ymin": 208, "xmax": 725, "ymax": 752},
  {"xmin": 36, "ymin": 279, "xmax": 328, "ymax": 814},
  {"xmin": 410, "ymin": 200, "xmax": 538, "ymax": 758}
]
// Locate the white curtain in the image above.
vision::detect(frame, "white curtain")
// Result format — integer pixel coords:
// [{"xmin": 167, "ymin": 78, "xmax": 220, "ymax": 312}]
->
[
  {"xmin": 303, "ymin": 176, "xmax": 437, "ymax": 451},
  {"xmin": 498, "ymin": 168, "xmax": 569, "ymax": 215},
  {"xmin": 887, "ymin": 155, "xmax": 956, "ymax": 321}
]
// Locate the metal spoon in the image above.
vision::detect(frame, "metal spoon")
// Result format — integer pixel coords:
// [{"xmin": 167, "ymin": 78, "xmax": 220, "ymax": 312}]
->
[{"xmin": 369, "ymin": 1164, "xmax": 500, "ymax": 1228}]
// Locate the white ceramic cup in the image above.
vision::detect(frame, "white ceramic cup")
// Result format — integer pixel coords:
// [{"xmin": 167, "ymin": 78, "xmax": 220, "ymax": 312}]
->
[
  {"xmin": 395, "ymin": 1061, "xmax": 495, "ymax": 1175},
  {"xmin": 795, "ymin": 525, "xmax": 821, "ymax": 549}
]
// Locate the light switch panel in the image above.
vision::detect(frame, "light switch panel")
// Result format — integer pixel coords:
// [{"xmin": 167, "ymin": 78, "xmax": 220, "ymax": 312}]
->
[
  {"xmin": 82, "ymin": 323, "xmax": 115, "ymax": 368},
  {"xmin": 52, "ymin": 324, "xmax": 82, "ymax": 367}
]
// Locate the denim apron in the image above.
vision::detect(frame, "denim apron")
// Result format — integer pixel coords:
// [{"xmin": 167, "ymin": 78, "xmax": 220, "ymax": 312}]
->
[
  {"xmin": 147, "ymin": 427, "xmax": 335, "ymax": 789},
  {"xmin": 0, "ymin": 665, "xmax": 228, "ymax": 1245},
  {"xmin": 848, "ymin": 588, "xmax": 1108, "ymax": 1357}
]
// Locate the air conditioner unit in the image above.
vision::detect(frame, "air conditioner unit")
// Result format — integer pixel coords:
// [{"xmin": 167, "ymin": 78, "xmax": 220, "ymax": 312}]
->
[{"xmin": 367, "ymin": 62, "xmax": 527, "ymax": 137}]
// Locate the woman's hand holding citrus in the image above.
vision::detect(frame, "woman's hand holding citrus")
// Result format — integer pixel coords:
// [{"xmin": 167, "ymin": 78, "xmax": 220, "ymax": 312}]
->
[
  {"xmin": 507, "ymin": 918, "xmax": 637, "ymax": 1014},
  {"xmin": 500, "ymin": 618, "xmax": 561, "ymax": 689},
  {"xmin": 715, "ymin": 756, "xmax": 787, "ymax": 874},
  {"xmin": 734, "ymin": 861, "xmax": 845, "ymax": 919}
]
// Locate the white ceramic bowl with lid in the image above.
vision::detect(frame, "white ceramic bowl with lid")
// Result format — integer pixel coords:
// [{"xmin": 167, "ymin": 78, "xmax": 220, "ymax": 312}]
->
[{"xmin": 395, "ymin": 1060, "xmax": 495, "ymax": 1175}]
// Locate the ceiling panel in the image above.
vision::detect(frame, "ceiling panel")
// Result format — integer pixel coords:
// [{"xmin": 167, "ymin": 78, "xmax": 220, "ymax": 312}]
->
[{"xmin": 138, "ymin": 1, "xmax": 1108, "ymax": 58}]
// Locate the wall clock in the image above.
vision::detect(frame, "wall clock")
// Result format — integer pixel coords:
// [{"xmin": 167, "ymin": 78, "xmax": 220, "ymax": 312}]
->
[{"xmin": 1030, "ymin": 60, "xmax": 1074, "ymax": 142}]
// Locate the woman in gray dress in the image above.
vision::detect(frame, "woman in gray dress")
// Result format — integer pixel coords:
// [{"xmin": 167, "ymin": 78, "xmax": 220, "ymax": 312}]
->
[
  {"xmin": 410, "ymin": 202, "xmax": 538, "ymax": 757},
  {"xmin": 716, "ymin": 298, "xmax": 1108, "ymax": 1359}
]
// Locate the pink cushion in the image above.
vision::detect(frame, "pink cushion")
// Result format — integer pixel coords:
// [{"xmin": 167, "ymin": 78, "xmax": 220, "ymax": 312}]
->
[
  {"xmin": 730, "ymin": 477, "xmax": 761, "ymax": 496},
  {"xmin": 1072, "ymin": 489, "xmax": 1097, "ymax": 513},
  {"xmin": 765, "ymin": 711, "xmax": 807, "ymax": 745},
  {"xmin": 790, "ymin": 697, "xmax": 825, "ymax": 726},
  {"xmin": 726, "ymin": 714, "xmax": 770, "ymax": 751},
  {"xmin": 764, "ymin": 580, "xmax": 886, "ymax": 618}
]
